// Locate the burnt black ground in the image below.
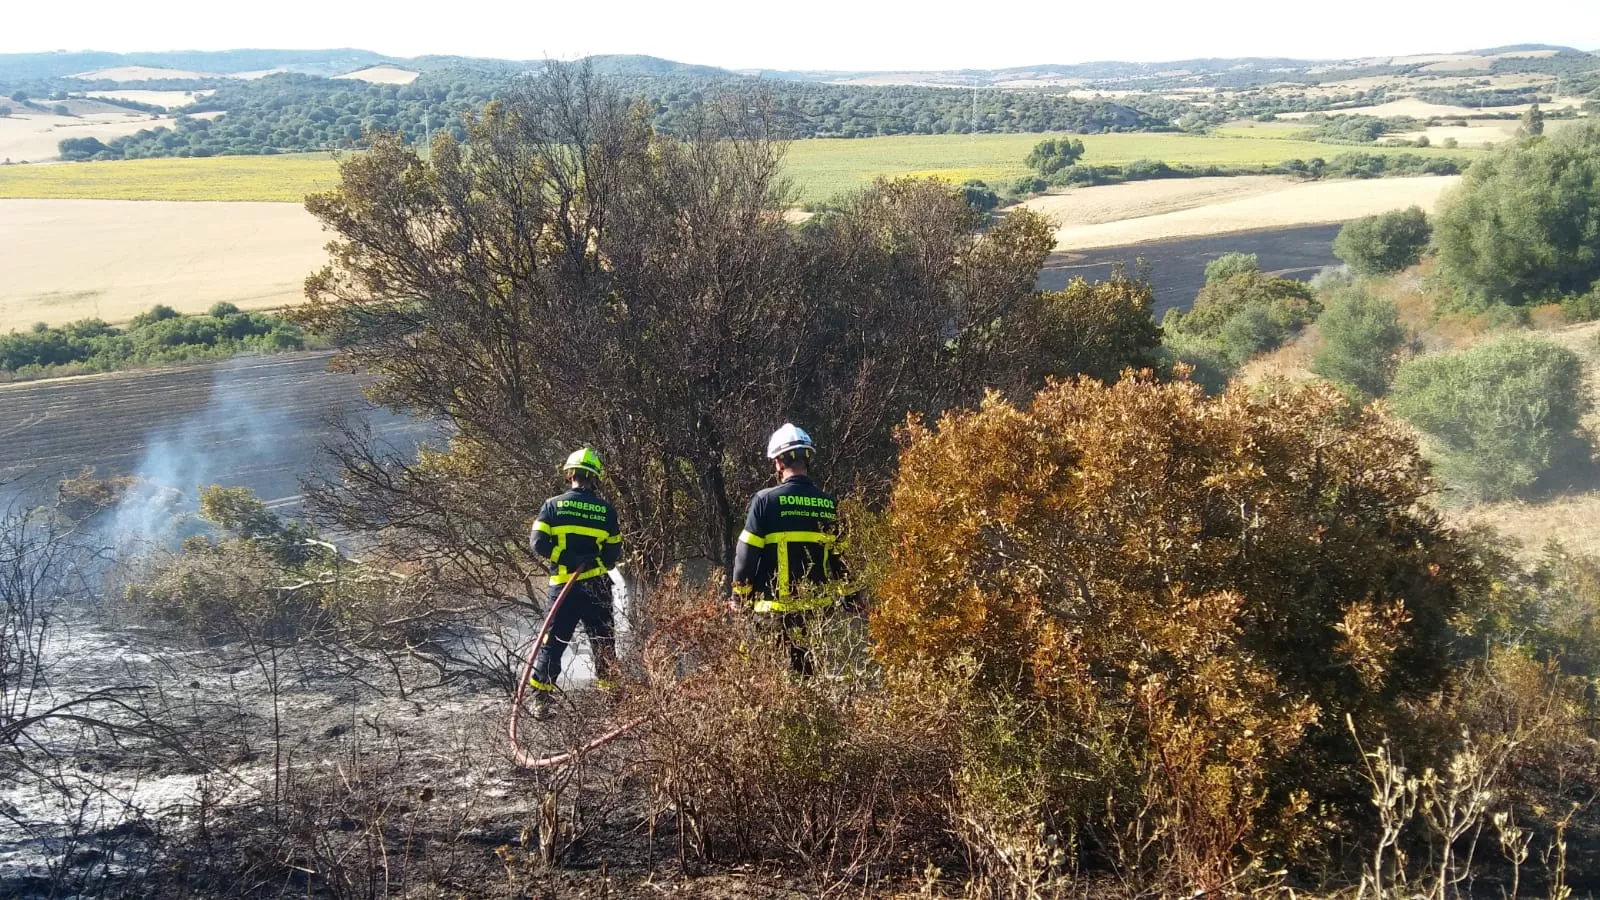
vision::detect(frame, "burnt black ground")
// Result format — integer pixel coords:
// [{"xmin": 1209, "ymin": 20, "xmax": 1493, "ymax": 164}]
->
[
  {"xmin": 0, "ymin": 352, "xmax": 436, "ymax": 510},
  {"xmin": 1038, "ymin": 223, "xmax": 1342, "ymax": 318}
]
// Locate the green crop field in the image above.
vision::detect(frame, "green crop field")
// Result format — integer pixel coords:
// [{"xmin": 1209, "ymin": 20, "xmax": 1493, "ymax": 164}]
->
[
  {"xmin": 0, "ymin": 133, "xmax": 1483, "ymax": 205},
  {"xmin": 0, "ymin": 153, "xmax": 345, "ymax": 202}
]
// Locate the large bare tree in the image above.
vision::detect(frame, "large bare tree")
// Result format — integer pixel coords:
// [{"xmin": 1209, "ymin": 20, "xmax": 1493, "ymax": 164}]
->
[{"xmin": 299, "ymin": 63, "xmax": 1158, "ymax": 590}]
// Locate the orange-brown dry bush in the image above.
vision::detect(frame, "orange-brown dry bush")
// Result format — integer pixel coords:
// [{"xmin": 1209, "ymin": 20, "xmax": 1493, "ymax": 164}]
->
[{"xmin": 872, "ymin": 374, "xmax": 1487, "ymax": 889}]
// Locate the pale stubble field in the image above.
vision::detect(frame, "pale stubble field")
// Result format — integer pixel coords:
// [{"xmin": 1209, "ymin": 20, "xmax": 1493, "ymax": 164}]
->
[{"xmin": 0, "ymin": 199, "xmax": 327, "ymax": 330}]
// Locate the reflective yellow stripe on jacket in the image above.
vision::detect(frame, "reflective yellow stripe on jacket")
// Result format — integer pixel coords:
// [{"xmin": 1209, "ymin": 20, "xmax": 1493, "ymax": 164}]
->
[
  {"xmin": 537, "ymin": 520, "xmax": 617, "ymax": 585},
  {"xmin": 738, "ymin": 529, "xmax": 836, "ymax": 611}
]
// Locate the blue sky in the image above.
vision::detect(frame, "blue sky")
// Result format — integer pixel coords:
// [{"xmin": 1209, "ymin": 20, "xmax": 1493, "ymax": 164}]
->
[{"xmin": 5, "ymin": 0, "xmax": 1598, "ymax": 71}]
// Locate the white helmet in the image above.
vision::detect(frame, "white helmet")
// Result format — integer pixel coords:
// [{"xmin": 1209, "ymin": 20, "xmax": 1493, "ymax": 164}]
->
[{"xmin": 766, "ymin": 422, "xmax": 815, "ymax": 461}]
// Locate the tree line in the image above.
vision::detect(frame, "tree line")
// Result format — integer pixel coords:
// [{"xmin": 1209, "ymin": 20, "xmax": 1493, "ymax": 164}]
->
[{"xmin": 48, "ymin": 68, "xmax": 1164, "ymax": 161}]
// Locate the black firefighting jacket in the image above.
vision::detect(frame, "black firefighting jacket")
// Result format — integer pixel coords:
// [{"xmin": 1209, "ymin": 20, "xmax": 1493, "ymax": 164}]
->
[
  {"xmin": 731, "ymin": 475, "xmax": 845, "ymax": 612},
  {"xmin": 531, "ymin": 488, "xmax": 621, "ymax": 586}
]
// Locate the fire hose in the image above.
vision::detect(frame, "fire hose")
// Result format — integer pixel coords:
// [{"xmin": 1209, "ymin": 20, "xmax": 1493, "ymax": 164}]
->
[{"xmin": 507, "ymin": 571, "xmax": 649, "ymax": 770}]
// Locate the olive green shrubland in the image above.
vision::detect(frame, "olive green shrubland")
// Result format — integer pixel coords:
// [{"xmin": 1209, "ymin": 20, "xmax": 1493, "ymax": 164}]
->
[{"xmin": 1161, "ymin": 254, "xmax": 1320, "ymax": 389}]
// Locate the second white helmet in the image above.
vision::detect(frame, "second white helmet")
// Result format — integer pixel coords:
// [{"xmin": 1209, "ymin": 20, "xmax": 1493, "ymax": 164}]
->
[{"xmin": 766, "ymin": 422, "xmax": 815, "ymax": 460}]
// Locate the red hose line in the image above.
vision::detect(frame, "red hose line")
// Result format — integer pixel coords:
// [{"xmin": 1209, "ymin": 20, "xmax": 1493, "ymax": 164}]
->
[{"xmin": 507, "ymin": 576, "xmax": 649, "ymax": 769}]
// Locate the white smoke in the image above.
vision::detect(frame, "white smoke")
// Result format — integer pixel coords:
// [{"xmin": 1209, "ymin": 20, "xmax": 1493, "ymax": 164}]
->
[{"xmin": 108, "ymin": 358, "xmax": 299, "ymax": 552}]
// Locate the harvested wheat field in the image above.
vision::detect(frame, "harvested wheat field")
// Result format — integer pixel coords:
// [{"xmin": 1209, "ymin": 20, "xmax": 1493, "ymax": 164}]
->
[
  {"xmin": 1021, "ymin": 175, "xmax": 1297, "ymax": 228},
  {"xmin": 83, "ymin": 89, "xmax": 213, "ymax": 109},
  {"xmin": 1050, "ymin": 175, "xmax": 1461, "ymax": 250},
  {"xmin": 0, "ymin": 199, "xmax": 327, "ymax": 331},
  {"xmin": 71, "ymin": 65, "xmax": 216, "ymax": 81},
  {"xmin": 0, "ymin": 111, "xmax": 174, "ymax": 163},
  {"xmin": 334, "ymin": 65, "xmax": 420, "ymax": 84}
]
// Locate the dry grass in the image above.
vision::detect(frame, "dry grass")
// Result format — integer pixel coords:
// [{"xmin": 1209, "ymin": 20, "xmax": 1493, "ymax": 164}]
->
[
  {"xmin": 0, "ymin": 111, "xmax": 174, "ymax": 163},
  {"xmin": 333, "ymin": 66, "xmax": 419, "ymax": 85},
  {"xmin": 1280, "ymin": 99, "xmax": 1488, "ymax": 120},
  {"xmin": 1237, "ymin": 329, "xmax": 1323, "ymax": 386},
  {"xmin": 1446, "ymin": 493, "xmax": 1600, "ymax": 562},
  {"xmin": 1049, "ymin": 175, "xmax": 1460, "ymax": 250},
  {"xmin": 0, "ymin": 198, "xmax": 327, "ymax": 331},
  {"xmin": 1393, "ymin": 122, "xmax": 1522, "ymax": 147}
]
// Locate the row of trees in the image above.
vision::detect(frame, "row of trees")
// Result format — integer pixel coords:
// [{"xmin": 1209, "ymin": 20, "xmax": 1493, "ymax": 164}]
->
[
  {"xmin": 56, "ymin": 68, "xmax": 1164, "ymax": 162},
  {"xmin": 0, "ymin": 303, "xmax": 302, "ymax": 377}
]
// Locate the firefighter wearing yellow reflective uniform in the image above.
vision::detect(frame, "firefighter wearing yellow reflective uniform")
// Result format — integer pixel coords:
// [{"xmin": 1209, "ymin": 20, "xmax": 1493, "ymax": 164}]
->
[
  {"xmin": 731, "ymin": 424, "xmax": 844, "ymax": 675},
  {"xmin": 528, "ymin": 448, "xmax": 621, "ymax": 709}
]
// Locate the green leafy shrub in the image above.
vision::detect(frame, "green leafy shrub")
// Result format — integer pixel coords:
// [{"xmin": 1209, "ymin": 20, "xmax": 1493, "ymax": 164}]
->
[
  {"xmin": 1026, "ymin": 137, "xmax": 1085, "ymax": 176},
  {"xmin": 1434, "ymin": 122, "xmax": 1600, "ymax": 304},
  {"xmin": 1162, "ymin": 257, "xmax": 1320, "ymax": 383},
  {"xmin": 1203, "ymin": 251, "xmax": 1259, "ymax": 284},
  {"xmin": 1333, "ymin": 206, "xmax": 1432, "ymax": 275},
  {"xmin": 1310, "ymin": 287, "xmax": 1409, "ymax": 396},
  {"xmin": 1559, "ymin": 281, "xmax": 1600, "ymax": 323},
  {"xmin": 1389, "ymin": 334, "xmax": 1591, "ymax": 501},
  {"xmin": 959, "ymin": 179, "xmax": 999, "ymax": 213}
]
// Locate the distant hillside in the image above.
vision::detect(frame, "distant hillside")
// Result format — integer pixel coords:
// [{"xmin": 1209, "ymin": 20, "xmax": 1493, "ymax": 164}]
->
[
  {"xmin": 585, "ymin": 54, "xmax": 737, "ymax": 78},
  {"xmin": 1468, "ymin": 44, "xmax": 1587, "ymax": 55},
  {"xmin": 4, "ymin": 45, "xmax": 1596, "ymax": 89},
  {"xmin": 0, "ymin": 49, "xmax": 391, "ymax": 81},
  {"xmin": 744, "ymin": 49, "xmax": 1598, "ymax": 89}
]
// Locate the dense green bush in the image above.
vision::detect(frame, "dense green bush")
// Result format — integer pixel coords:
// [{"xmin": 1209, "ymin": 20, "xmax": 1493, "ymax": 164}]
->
[
  {"xmin": 1162, "ymin": 256, "xmax": 1319, "ymax": 383},
  {"xmin": 1389, "ymin": 334, "xmax": 1591, "ymax": 500},
  {"xmin": 959, "ymin": 179, "xmax": 999, "ymax": 213},
  {"xmin": 1203, "ymin": 251, "xmax": 1259, "ymax": 283},
  {"xmin": 1560, "ymin": 281, "xmax": 1600, "ymax": 322},
  {"xmin": 1325, "ymin": 151, "xmax": 1462, "ymax": 178},
  {"xmin": 57, "ymin": 136, "xmax": 108, "ymax": 160},
  {"xmin": 1332, "ymin": 206, "xmax": 1432, "ymax": 275},
  {"xmin": 1308, "ymin": 114, "xmax": 1392, "ymax": 144},
  {"xmin": 1434, "ymin": 123, "xmax": 1600, "ymax": 304},
  {"xmin": 1310, "ymin": 287, "xmax": 1408, "ymax": 396},
  {"xmin": 1026, "ymin": 137, "xmax": 1086, "ymax": 176},
  {"xmin": 0, "ymin": 305, "xmax": 304, "ymax": 378}
]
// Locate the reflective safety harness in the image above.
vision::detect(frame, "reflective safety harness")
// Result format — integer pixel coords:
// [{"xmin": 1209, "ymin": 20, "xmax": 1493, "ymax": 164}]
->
[
  {"xmin": 735, "ymin": 529, "xmax": 838, "ymax": 612},
  {"xmin": 731, "ymin": 475, "xmax": 845, "ymax": 611},
  {"xmin": 531, "ymin": 489, "xmax": 622, "ymax": 586}
]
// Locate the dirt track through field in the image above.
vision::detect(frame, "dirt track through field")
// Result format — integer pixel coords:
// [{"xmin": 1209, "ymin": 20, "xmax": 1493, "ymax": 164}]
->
[{"xmin": 0, "ymin": 352, "xmax": 436, "ymax": 508}]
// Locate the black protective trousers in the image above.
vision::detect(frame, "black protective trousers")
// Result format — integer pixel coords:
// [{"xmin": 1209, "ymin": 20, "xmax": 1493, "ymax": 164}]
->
[
  {"xmin": 757, "ymin": 610, "xmax": 816, "ymax": 677},
  {"xmin": 531, "ymin": 577, "xmax": 616, "ymax": 690}
]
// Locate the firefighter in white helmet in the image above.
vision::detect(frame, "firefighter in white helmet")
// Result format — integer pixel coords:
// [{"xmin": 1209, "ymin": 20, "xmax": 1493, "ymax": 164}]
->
[{"xmin": 730, "ymin": 423, "xmax": 846, "ymax": 675}]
